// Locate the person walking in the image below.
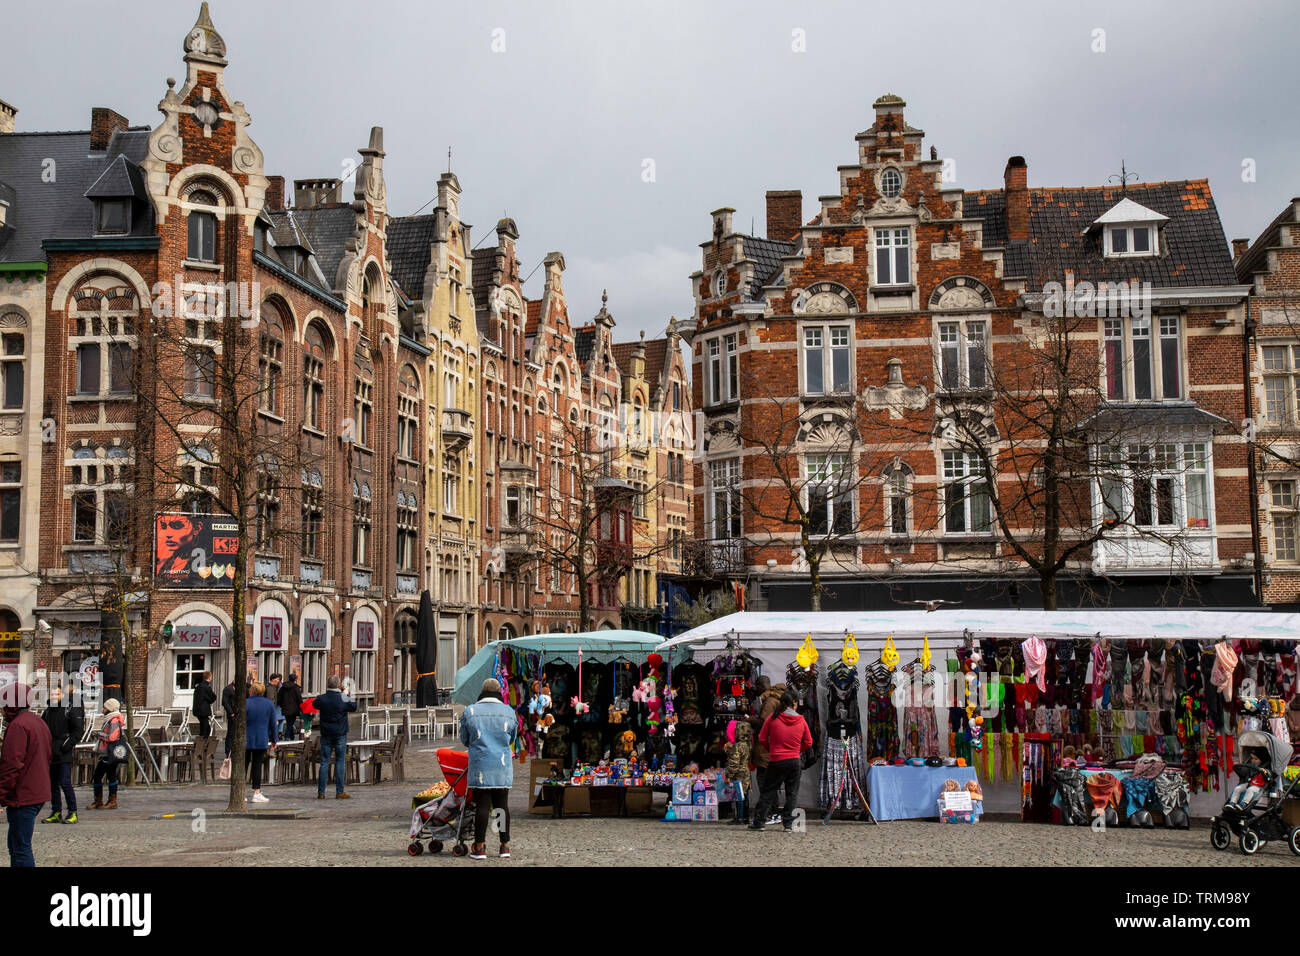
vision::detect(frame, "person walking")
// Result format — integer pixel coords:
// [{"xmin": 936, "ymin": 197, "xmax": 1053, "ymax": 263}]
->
[
  {"xmin": 748, "ymin": 678, "xmax": 783, "ymax": 824},
  {"xmin": 750, "ymin": 691, "xmax": 812, "ymax": 832},
  {"xmin": 0, "ymin": 683, "xmax": 52, "ymax": 866},
  {"xmin": 276, "ymin": 673, "xmax": 302, "ymax": 741},
  {"xmin": 221, "ymin": 679, "xmax": 238, "ymax": 756},
  {"xmin": 459, "ymin": 678, "xmax": 518, "ymax": 860},
  {"xmin": 313, "ymin": 676, "xmax": 356, "ymax": 799},
  {"xmin": 192, "ymin": 671, "xmax": 217, "ymax": 739},
  {"xmin": 266, "ymin": 674, "xmax": 284, "ymax": 741},
  {"xmin": 244, "ymin": 682, "xmax": 276, "ymax": 804},
  {"xmin": 88, "ymin": 699, "xmax": 127, "ymax": 810},
  {"xmin": 40, "ymin": 686, "xmax": 82, "ymax": 825}
]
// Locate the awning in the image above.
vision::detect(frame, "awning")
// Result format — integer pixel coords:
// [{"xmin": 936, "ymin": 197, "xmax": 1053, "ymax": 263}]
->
[{"xmin": 451, "ymin": 630, "xmax": 662, "ymax": 705}]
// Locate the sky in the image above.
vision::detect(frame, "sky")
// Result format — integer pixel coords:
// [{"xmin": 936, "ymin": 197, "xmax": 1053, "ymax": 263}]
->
[{"xmin": 5, "ymin": 0, "xmax": 1299, "ymax": 340}]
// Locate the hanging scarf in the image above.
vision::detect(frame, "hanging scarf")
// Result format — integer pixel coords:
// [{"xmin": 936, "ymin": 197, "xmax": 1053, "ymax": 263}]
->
[
  {"xmin": 1211, "ymin": 642, "xmax": 1238, "ymax": 702},
  {"xmin": 1022, "ymin": 636, "xmax": 1047, "ymax": 693}
]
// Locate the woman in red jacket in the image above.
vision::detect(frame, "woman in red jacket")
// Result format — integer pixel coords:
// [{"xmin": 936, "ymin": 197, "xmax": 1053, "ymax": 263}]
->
[{"xmin": 749, "ymin": 692, "xmax": 813, "ymax": 832}]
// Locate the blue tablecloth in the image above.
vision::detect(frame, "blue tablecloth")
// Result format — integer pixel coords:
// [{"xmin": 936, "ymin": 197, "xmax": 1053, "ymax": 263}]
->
[{"xmin": 867, "ymin": 765, "xmax": 978, "ymax": 821}]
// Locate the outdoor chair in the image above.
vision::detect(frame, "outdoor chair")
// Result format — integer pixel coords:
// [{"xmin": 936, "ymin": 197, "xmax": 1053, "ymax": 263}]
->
[
  {"xmin": 433, "ymin": 706, "xmax": 457, "ymax": 738},
  {"xmin": 371, "ymin": 731, "xmax": 406, "ymax": 784},
  {"xmin": 407, "ymin": 707, "xmax": 431, "ymax": 740},
  {"xmin": 168, "ymin": 741, "xmax": 196, "ymax": 783}
]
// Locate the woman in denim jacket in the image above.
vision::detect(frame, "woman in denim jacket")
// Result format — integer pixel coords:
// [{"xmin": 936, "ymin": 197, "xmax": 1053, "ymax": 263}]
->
[{"xmin": 458, "ymin": 678, "xmax": 518, "ymax": 860}]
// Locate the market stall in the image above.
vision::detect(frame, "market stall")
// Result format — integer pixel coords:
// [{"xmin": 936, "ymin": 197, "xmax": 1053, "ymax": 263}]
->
[{"xmin": 656, "ymin": 609, "xmax": 1300, "ymax": 823}]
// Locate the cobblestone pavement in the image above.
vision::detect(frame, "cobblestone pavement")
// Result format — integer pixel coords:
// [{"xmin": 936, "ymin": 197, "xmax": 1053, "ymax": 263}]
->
[{"xmin": 18, "ymin": 741, "xmax": 1290, "ymax": 867}]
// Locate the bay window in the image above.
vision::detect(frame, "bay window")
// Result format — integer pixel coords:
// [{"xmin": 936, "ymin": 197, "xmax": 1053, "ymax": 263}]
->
[{"xmin": 1096, "ymin": 441, "xmax": 1212, "ymax": 531}]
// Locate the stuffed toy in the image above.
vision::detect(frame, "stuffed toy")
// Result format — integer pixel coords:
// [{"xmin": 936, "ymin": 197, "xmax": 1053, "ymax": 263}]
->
[
  {"xmin": 608, "ymin": 704, "xmax": 627, "ymax": 724},
  {"xmin": 613, "ymin": 729, "xmax": 637, "ymax": 759},
  {"xmin": 645, "ymin": 653, "xmax": 664, "ymax": 734},
  {"xmin": 528, "ymin": 681, "xmax": 554, "ymax": 737},
  {"xmin": 632, "ymin": 680, "xmax": 650, "ymax": 704}
]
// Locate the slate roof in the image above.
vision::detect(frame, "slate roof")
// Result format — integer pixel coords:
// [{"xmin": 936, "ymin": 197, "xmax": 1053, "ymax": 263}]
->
[
  {"xmin": 0, "ymin": 127, "xmax": 151, "ymax": 261},
  {"xmin": 966, "ymin": 181, "xmax": 1237, "ymax": 288},
  {"xmin": 739, "ymin": 235, "xmax": 794, "ymax": 297},
  {"xmin": 471, "ymin": 246, "xmax": 497, "ymax": 311},
  {"xmin": 386, "ymin": 214, "xmax": 436, "ymax": 302},
  {"xmin": 1083, "ymin": 403, "xmax": 1231, "ymax": 433},
  {"xmin": 261, "ymin": 208, "xmax": 335, "ymax": 296},
  {"xmin": 83, "ymin": 155, "xmax": 147, "ymax": 201},
  {"xmin": 574, "ymin": 325, "xmax": 595, "ymax": 364},
  {"xmin": 291, "ymin": 203, "xmax": 357, "ymax": 291},
  {"xmin": 1235, "ymin": 199, "xmax": 1300, "ymax": 283}
]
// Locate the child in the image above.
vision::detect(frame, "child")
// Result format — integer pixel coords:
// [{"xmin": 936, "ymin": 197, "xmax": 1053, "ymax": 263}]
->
[
  {"xmin": 1228, "ymin": 747, "xmax": 1269, "ymax": 809},
  {"xmin": 724, "ymin": 718, "xmax": 753, "ymax": 825}
]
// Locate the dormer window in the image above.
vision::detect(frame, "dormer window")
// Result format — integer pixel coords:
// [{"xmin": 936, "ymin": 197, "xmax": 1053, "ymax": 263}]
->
[
  {"xmin": 253, "ymin": 222, "xmax": 268, "ymax": 254},
  {"xmin": 96, "ymin": 200, "xmax": 130, "ymax": 236},
  {"xmin": 1106, "ymin": 224, "xmax": 1153, "ymax": 257},
  {"xmin": 1095, "ymin": 197, "xmax": 1166, "ymax": 259}
]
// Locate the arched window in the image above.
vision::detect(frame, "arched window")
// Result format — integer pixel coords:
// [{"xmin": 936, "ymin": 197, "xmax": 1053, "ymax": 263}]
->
[
  {"xmin": 187, "ymin": 189, "xmax": 218, "ymax": 263},
  {"xmin": 303, "ymin": 323, "xmax": 327, "ymax": 431},
  {"xmin": 258, "ymin": 303, "xmax": 286, "ymax": 416},
  {"xmin": 0, "ymin": 313, "xmax": 26, "ymax": 410}
]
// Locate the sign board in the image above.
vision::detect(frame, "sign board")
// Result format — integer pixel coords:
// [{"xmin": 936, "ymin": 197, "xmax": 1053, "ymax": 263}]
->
[
  {"xmin": 246, "ymin": 658, "xmax": 259, "ymax": 681},
  {"xmin": 302, "ymin": 618, "xmax": 328, "ymax": 650},
  {"xmin": 355, "ymin": 621, "xmax": 375, "ymax": 650},
  {"xmin": 154, "ymin": 512, "xmax": 239, "ymax": 589},
  {"xmin": 942, "ymin": 790, "xmax": 973, "ymax": 812},
  {"xmin": 257, "ymin": 617, "xmax": 283, "ymax": 650},
  {"xmin": 289, "ymin": 654, "xmax": 302, "ymax": 685},
  {"xmin": 0, "ymin": 631, "xmax": 20, "ymax": 663},
  {"xmin": 173, "ymin": 625, "xmax": 224, "ymax": 649},
  {"xmin": 78, "ymin": 656, "xmax": 100, "ymax": 688}
]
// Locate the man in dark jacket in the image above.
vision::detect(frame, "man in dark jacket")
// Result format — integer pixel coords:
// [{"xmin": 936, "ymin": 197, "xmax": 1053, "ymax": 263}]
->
[
  {"xmin": 192, "ymin": 671, "xmax": 217, "ymax": 739},
  {"xmin": 312, "ymin": 676, "xmax": 356, "ymax": 799},
  {"xmin": 0, "ymin": 683, "xmax": 53, "ymax": 866},
  {"xmin": 39, "ymin": 686, "xmax": 82, "ymax": 825},
  {"xmin": 277, "ymin": 673, "xmax": 303, "ymax": 741},
  {"xmin": 221, "ymin": 679, "xmax": 238, "ymax": 756}
]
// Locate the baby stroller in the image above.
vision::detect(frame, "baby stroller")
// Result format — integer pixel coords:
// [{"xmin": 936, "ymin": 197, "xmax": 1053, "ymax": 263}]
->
[
  {"xmin": 1209, "ymin": 727, "xmax": 1300, "ymax": 857},
  {"xmin": 408, "ymin": 748, "xmax": 475, "ymax": 857}
]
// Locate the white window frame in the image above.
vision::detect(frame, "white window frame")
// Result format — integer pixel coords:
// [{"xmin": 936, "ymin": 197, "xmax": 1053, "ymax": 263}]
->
[
  {"xmin": 1094, "ymin": 441, "xmax": 1214, "ymax": 532},
  {"xmin": 1271, "ymin": 480, "xmax": 1298, "ymax": 564},
  {"xmin": 173, "ymin": 651, "xmax": 209, "ymax": 695},
  {"xmin": 1104, "ymin": 224, "xmax": 1156, "ymax": 258},
  {"xmin": 873, "ymin": 227, "xmax": 911, "ymax": 286},
  {"xmin": 801, "ymin": 323, "xmax": 852, "ymax": 396},
  {"xmin": 1262, "ymin": 343, "xmax": 1300, "ymax": 426},
  {"xmin": 936, "ymin": 318, "xmax": 989, "ymax": 391},
  {"xmin": 942, "ymin": 450, "xmax": 991, "ymax": 535},
  {"xmin": 1102, "ymin": 315, "xmax": 1182, "ymax": 402},
  {"xmin": 886, "ymin": 468, "xmax": 911, "ymax": 537},
  {"xmin": 709, "ymin": 457, "xmax": 742, "ymax": 540},
  {"xmin": 705, "ymin": 333, "xmax": 739, "ymax": 407},
  {"xmin": 804, "ymin": 453, "xmax": 854, "ymax": 537}
]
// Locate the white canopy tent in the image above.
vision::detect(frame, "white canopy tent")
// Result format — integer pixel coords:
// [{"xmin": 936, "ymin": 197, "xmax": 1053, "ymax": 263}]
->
[{"xmin": 657, "ymin": 609, "xmax": 1300, "ymax": 664}]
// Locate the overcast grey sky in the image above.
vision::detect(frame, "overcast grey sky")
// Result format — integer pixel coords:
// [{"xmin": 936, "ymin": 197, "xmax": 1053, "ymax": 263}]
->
[{"xmin": 5, "ymin": 0, "xmax": 1298, "ymax": 339}]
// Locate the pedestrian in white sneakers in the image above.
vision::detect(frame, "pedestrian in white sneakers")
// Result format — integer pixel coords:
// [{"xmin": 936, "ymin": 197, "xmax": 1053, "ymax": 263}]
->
[{"xmin": 244, "ymin": 682, "xmax": 276, "ymax": 804}]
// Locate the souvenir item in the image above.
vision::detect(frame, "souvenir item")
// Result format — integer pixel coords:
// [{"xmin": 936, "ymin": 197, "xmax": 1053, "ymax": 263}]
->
[
  {"xmin": 921, "ymin": 634, "xmax": 932, "ymax": 671},
  {"xmin": 842, "ymin": 633, "xmax": 859, "ymax": 666},
  {"xmin": 796, "ymin": 634, "xmax": 819, "ymax": 668},
  {"xmin": 881, "ymin": 635, "xmax": 899, "ymax": 671}
]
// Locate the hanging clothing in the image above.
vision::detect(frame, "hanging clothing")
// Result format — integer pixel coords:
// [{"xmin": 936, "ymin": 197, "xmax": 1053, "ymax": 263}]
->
[
  {"xmin": 864, "ymin": 662, "xmax": 899, "ymax": 761},
  {"xmin": 824, "ymin": 661, "xmax": 862, "ymax": 740},
  {"xmin": 786, "ymin": 661, "xmax": 822, "ymax": 769},
  {"xmin": 819, "ymin": 734, "xmax": 866, "ymax": 811}
]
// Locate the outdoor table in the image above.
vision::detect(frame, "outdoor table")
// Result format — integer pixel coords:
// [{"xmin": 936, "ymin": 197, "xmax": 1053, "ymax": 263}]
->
[
  {"xmin": 866, "ymin": 764, "xmax": 979, "ymax": 821},
  {"xmin": 347, "ymin": 739, "xmax": 389, "ymax": 784},
  {"xmin": 146, "ymin": 740, "xmax": 194, "ymax": 781},
  {"xmin": 537, "ymin": 781, "xmax": 670, "ymax": 818}
]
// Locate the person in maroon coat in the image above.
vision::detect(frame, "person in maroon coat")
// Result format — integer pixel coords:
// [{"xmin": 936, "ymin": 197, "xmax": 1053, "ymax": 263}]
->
[
  {"xmin": 749, "ymin": 691, "xmax": 813, "ymax": 832},
  {"xmin": 0, "ymin": 683, "xmax": 53, "ymax": 867}
]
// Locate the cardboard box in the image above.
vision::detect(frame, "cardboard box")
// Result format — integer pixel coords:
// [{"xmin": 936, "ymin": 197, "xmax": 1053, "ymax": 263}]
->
[
  {"xmin": 529, "ymin": 758, "xmax": 565, "ymax": 816},
  {"xmin": 699, "ymin": 805, "xmax": 719, "ymax": 822},
  {"xmin": 671, "ymin": 778, "xmax": 693, "ymax": 804},
  {"xmin": 625, "ymin": 787, "xmax": 655, "ymax": 816},
  {"xmin": 703, "ymin": 790, "xmax": 718, "ymax": 807}
]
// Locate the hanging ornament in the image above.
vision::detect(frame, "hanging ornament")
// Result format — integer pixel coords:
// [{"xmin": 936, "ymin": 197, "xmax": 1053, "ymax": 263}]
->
[
  {"xmin": 882, "ymin": 634, "xmax": 899, "ymax": 671},
  {"xmin": 921, "ymin": 635, "xmax": 932, "ymax": 671},
  {"xmin": 571, "ymin": 647, "xmax": 589, "ymax": 715},
  {"xmin": 842, "ymin": 633, "xmax": 859, "ymax": 667},
  {"xmin": 796, "ymin": 634, "xmax": 819, "ymax": 669}
]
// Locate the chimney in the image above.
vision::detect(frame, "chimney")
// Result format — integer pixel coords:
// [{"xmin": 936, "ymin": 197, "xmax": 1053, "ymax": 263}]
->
[
  {"xmin": 1004, "ymin": 155, "xmax": 1028, "ymax": 242},
  {"xmin": 0, "ymin": 99, "xmax": 16, "ymax": 135},
  {"xmin": 1232, "ymin": 238, "xmax": 1250, "ymax": 263},
  {"xmin": 90, "ymin": 107, "xmax": 129, "ymax": 152},
  {"xmin": 293, "ymin": 178, "xmax": 342, "ymax": 208},
  {"xmin": 766, "ymin": 190, "xmax": 802, "ymax": 241},
  {"xmin": 265, "ymin": 176, "xmax": 285, "ymax": 211}
]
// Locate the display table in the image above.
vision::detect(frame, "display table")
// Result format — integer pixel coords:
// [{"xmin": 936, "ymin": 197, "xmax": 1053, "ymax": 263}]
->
[
  {"xmin": 866, "ymin": 765, "xmax": 979, "ymax": 821},
  {"xmin": 536, "ymin": 782, "xmax": 670, "ymax": 818}
]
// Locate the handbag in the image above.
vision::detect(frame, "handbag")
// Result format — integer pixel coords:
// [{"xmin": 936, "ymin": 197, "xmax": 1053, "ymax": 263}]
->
[
  {"xmin": 107, "ymin": 741, "xmax": 129, "ymax": 765},
  {"xmin": 218, "ymin": 756, "xmax": 232, "ymax": 780}
]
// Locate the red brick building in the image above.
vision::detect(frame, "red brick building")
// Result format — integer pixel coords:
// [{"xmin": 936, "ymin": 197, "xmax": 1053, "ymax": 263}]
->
[
  {"xmin": 1237, "ymin": 198, "xmax": 1300, "ymax": 608},
  {"xmin": 683, "ymin": 94, "xmax": 1256, "ymax": 611}
]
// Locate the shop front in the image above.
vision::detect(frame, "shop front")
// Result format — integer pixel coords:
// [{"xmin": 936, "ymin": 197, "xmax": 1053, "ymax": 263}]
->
[
  {"xmin": 350, "ymin": 605, "xmax": 379, "ymax": 702},
  {"xmin": 156, "ymin": 607, "xmax": 230, "ymax": 710},
  {"xmin": 253, "ymin": 599, "xmax": 290, "ymax": 684},
  {"xmin": 299, "ymin": 603, "xmax": 331, "ymax": 697}
]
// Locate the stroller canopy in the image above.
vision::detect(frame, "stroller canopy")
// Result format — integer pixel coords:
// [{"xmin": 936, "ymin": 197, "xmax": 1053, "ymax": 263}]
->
[{"xmin": 1238, "ymin": 729, "xmax": 1294, "ymax": 779}]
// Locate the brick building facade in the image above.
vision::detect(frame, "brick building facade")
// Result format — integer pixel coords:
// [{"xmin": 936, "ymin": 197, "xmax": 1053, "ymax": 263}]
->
[{"xmin": 683, "ymin": 94, "xmax": 1257, "ymax": 612}]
